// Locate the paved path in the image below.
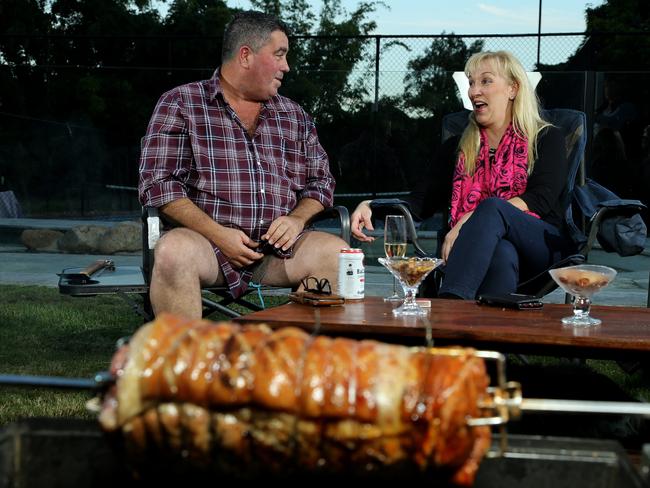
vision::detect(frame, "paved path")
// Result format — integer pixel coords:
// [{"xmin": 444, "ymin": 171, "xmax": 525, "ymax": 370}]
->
[
  {"xmin": 1, "ymin": 243, "xmax": 647, "ymax": 307},
  {"xmin": 1, "ymin": 219, "xmax": 648, "ymax": 307}
]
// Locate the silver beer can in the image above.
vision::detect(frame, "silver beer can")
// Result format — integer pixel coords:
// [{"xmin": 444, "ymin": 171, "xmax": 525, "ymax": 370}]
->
[{"xmin": 337, "ymin": 248, "xmax": 365, "ymax": 300}]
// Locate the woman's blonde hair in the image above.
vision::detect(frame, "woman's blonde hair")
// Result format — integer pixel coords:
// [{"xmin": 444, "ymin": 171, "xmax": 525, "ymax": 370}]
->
[{"xmin": 458, "ymin": 50, "xmax": 550, "ymax": 176}]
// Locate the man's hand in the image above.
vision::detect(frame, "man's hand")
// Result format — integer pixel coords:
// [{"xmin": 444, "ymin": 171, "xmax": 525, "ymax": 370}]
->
[
  {"xmin": 213, "ymin": 226, "xmax": 264, "ymax": 268},
  {"xmin": 350, "ymin": 200, "xmax": 375, "ymax": 242},
  {"xmin": 262, "ymin": 215, "xmax": 305, "ymax": 251},
  {"xmin": 160, "ymin": 199, "xmax": 264, "ymax": 269},
  {"xmin": 441, "ymin": 211, "xmax": 472, "ymax": 262}
]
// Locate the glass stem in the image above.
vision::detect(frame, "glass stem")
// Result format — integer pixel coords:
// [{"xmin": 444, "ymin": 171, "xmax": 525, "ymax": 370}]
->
[
  {"xmin": 573, "ymin": 295, "xmax": 591, "ymax": 318},
  {"xmin": 402, "ymin": 285, "xmax": 417, "ymax": 307}
]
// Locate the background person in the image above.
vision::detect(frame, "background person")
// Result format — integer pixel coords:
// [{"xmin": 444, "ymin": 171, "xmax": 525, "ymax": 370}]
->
[{"xmin": 138, "ymin": 11, "xmax": 346, "ymax": 318}]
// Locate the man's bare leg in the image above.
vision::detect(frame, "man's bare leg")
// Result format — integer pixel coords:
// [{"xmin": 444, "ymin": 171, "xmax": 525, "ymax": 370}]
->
[
  {"xmin": 261, "ymin": 231, "xmax": 347, "ymax": 291},
  {"xmin": 149, "ymin": 228, "xmax": 222, "ymax": 319}
]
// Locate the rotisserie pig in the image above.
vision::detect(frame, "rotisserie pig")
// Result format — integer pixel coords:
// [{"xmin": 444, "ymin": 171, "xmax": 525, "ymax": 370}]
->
[{"xmin": 99, "ymin": 313, "xmax": 491, "ymax": 485}]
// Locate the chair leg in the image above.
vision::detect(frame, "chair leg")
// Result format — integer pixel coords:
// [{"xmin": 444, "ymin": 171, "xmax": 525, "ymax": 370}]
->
[{"xmin": 647, "ymin": 269, "xmax": 650, "ymax": 308}]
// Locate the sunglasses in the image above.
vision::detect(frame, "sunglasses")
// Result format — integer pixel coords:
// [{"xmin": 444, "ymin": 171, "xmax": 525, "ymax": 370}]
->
[{"xmin": 300, "ymin": 276, "xmax": 332, "ymax": 295}]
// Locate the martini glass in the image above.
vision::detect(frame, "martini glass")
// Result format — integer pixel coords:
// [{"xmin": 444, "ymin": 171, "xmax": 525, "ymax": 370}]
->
[
  {"xmin": 549, "ymin": 264, "xmax": 617, "ymax": 327},
  {"xmin": 378, "ymin": 256, "xmax": 443, "ymax": 316}
]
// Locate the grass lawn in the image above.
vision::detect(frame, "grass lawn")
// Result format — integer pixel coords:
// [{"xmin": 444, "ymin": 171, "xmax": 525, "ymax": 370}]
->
[{"xmin": 0, "ymin": 284, "xmax": 287, "ymax": 425}]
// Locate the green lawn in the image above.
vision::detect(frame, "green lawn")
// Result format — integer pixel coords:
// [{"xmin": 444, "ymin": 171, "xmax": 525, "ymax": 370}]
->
[{"xmin": 0, "ymin": 285, "xmax": 286, "ymax": 425}]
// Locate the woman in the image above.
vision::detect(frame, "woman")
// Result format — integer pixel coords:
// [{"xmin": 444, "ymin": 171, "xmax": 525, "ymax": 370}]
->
[{"xmin": 351, "ymin": 51, "xmax": 576, "ymax": 299}]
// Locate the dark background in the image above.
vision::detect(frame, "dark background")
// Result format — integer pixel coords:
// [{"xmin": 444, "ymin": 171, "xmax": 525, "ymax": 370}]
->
[{"xmin": 1, "ymin": 0, "xmax": 648, "ymax": 222}]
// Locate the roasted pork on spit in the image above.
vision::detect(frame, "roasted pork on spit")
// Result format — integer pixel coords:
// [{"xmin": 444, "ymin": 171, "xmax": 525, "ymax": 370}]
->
[{"xmin": 98, "ymin": 313, "xmax": 492, "ymax": 485}]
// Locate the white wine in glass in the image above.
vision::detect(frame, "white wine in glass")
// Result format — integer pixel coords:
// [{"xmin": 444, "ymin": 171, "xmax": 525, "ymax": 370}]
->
[
  {"xmin": 384, "ymin": 242, "xmax": 407, "ymax": 258},
  {"xmin": 383, "ymin": 215, "xmax": 407, "ymax": 301}
]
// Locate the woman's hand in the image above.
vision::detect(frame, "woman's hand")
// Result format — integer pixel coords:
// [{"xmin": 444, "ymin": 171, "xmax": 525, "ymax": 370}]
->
[
  {"xmin": 350, "ymin": 200, "xmax": 375, "ymax": 242},
  {"xmin": 441, "ymin": 211, "xmax": 473, "ymax": 262}
]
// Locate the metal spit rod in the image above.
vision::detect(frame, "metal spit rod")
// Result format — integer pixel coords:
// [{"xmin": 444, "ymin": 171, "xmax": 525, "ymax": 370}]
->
[
  {"xmin": 521, "ymin": 398, "xmax": 650, "ymax": 416},
  {"xmin": 3, "ymin": 352, "xmax": 650, "ymax": 418},
  {"xmin": 0, "ymin": 372, "xmax": 113, "ymax": 391}
]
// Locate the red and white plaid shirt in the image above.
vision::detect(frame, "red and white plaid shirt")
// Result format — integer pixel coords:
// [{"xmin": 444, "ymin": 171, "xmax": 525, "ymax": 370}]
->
[{"xmin": 138, "ymin": 70, "xmax": 335, "ymax": 297}]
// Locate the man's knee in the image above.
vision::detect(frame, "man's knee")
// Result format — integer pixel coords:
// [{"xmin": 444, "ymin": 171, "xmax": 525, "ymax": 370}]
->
[
  {"xmin": 153, "ymin": 229, "xmax": 203, "ymax": 277},
  {"xmin": 312, "ymin": 232, "xmax": 347, "ymax": 261},
  {"xmin": 294, "ymin": 231, "xmax": 346, "ymax": 273}
]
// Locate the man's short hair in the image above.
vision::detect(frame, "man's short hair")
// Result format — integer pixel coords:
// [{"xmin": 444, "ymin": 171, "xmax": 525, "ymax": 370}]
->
[{"xmin": 222, "ymin": 11, "xmax": 289, "ymax": 62}]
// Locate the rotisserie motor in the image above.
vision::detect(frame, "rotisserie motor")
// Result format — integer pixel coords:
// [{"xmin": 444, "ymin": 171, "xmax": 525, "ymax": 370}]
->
[{"xmin": 99, "ymin": 313, "xmax": 491, "ymax": 485}]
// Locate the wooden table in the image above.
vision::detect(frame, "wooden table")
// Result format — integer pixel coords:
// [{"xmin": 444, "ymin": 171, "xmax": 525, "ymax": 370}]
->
[{"xmin": 235, "ymin": 297, "xmax": 650, "ymax": 359}]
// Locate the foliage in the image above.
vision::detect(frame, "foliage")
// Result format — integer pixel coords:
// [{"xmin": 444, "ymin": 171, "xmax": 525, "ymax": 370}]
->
[
  {"xmin": 564, "ymin": 0, "xmax": 650, "ymax": 70},
  {"xmin": 251, "ymin": 0, "xmax": 382, "ymax": 122},
  {"xmin": 0, "ymin": 0, "xmax": 386, "ymax": 213},
  {"xmin": 401, "ymin": 35, "xmax": 483, "ymax": 119}
]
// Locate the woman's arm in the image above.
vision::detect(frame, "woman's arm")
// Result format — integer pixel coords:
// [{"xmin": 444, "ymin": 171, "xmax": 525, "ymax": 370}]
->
[{"xmin": 518, "ymin": 126, "xmax": 569, "ymax": 221}]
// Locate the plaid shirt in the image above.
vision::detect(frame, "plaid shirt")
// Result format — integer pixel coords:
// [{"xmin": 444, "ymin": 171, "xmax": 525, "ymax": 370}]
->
[{"xmin": 138, "ymin": 70, "xmax": 335, "ymax": 297}]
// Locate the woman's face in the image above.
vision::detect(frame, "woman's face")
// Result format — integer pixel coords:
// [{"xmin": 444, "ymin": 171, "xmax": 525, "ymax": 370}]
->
[{"xmin": 467, "ymin": 60, "xmax": 518, "ymax": 131}]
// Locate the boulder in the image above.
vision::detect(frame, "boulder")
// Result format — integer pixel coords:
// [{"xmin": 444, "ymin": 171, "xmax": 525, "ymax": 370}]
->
[
  {"xmin": 97, "ymin": 221, "xmax": 142, "ymax": 254},
  {"xmin": 57, "ymin": 225, "xmax": 108, "ymax": 253},
  {"xmin": 20, "ymin": 229, "xmax": 64, "ymax": 251}
]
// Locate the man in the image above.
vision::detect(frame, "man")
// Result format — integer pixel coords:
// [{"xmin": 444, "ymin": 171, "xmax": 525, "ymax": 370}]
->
[{"xmin": 138, "ymin": 11, "xmax": 345, "ymax": 318}]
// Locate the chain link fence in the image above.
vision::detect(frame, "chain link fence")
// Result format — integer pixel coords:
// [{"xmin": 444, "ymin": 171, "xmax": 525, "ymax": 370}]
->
[{"xmin": 1, "ymin": 32, "xmax": 648, "ymax": 216}]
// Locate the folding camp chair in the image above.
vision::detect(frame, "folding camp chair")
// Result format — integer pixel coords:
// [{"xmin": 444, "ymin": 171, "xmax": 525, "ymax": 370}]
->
[
  {"xmin": 369, "ymin": 108, "xmax": 646, "ymax": 300},
  {"xmin": 59, "ymin": 206, "xmax": 350, "ymax": 321}
]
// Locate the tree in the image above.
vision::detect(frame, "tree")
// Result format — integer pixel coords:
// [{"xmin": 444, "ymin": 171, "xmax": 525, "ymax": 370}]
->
[
  {"xmin": 564, "ymin": 0, "xmax": 650, "ymax": 70},
  {"xmin": 401, "ymin": 35, "xmax": 483, "ymax": 118},
  {"xmin": 251, "ymin": 0, "xmax": 381, "ymax": 123}
]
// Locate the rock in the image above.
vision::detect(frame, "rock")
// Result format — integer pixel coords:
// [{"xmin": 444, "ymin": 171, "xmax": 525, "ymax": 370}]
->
[
  {"xmin": 97, "ymin": 221, "xmax": 142, "ymax": 254},
  {"xmin": 57, "ymin": 225, "xmax": 108, "ymax": 253},
  {"xmin": 20, "ymin": 229, "xmax": 64, "ymax": 251}
]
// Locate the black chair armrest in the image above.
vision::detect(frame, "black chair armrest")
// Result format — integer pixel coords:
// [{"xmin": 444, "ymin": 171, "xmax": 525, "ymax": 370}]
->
[
  {"xmin": 369, "ymin": 200, "xmax": 429, "ymax": 257},
  {"xmin": 582, "ymin": 200, "xmax": 646, "ymax": 257},
  {"xmin": 307, "ymin": 205, "xmax": 351, "ymax": 245},
  {"xmin": 597, "ymin": 199, "xmax": 646, "ymax": 211}
]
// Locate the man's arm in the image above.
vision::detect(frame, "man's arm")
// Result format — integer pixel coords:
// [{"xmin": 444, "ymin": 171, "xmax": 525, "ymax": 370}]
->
[
  {"xmin": 262, "ymin": 197, "xmax": 324, "ymax": 251},
  {"xmin": 161, "ymin": 198, "xmax": 263, "ymax": 268},
  {"xmin": 297, "ymin": 115, "xmax": 335, "ymax": 208}
]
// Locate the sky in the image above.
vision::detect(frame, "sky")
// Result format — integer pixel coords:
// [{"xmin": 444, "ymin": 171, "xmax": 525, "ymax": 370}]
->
[
  {"xmin": 220, "ymin": 0, "xmax": 608, "ymax": 69},
  {"xmin": 154, "ymin": 0, "xmax": 609, "ymax": 92},
  {"xmin": 224, "ymin": 0, "xmax": 607, "ymax": 35}
]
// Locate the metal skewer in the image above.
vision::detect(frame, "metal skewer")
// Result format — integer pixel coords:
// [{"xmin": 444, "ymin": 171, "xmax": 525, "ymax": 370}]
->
[
  {"xmin": 520, "ymin": 398, "xmax": 650, "ymax": 417},
  {"xmin": 0, "ymin": 372, "xmax": 114, "ymax": 391}
]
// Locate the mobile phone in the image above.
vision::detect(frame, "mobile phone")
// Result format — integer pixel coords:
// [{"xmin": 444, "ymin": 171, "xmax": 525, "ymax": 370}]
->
[{"xmin": 477, "ymin": 293, "xmax": 543, "ymax": 310}]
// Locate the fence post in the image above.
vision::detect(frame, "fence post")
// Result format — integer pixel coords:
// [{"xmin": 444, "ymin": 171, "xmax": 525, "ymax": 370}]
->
[
  {"xmin": 372, "ymin": 35, "xmax": 380, "ymax": 198},
  {"xmin": 582, "ymin": 70, "xmax": 598, "ymax": 184}
]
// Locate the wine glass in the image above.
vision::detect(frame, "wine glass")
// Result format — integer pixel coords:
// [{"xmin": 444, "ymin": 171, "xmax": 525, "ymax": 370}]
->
[
  {"xmin": 378, "ymin": 256, "xmax": 443, "ymax": 316},
  {"xmin": 549, "ymin": 264, "xmax": 617, "ymax": 327},
  {"xmin": 383, "ymin": 215, "xmax": 407, "ymax": 302}
]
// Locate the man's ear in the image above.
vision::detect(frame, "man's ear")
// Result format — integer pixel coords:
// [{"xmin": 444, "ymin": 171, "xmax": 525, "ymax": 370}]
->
[{"xmin": 239, "ymin": 45, "xmax": 253, "ymax": 68}]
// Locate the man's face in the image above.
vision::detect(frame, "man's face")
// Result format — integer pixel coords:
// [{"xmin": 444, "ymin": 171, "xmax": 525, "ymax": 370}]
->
[{"xmin": 247, "ymin": 30, "xmax": 290, "ymax": 101}]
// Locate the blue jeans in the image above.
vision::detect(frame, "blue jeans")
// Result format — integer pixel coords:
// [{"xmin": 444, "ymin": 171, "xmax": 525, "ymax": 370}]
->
[{"xmin": 439, "ymin": 198, "xmax": 575, "ymax": 300}]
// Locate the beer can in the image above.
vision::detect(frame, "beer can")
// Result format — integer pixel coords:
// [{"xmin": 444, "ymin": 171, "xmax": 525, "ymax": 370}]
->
[{"xmin": 337, "ymin": 248, "xmax": 365, "ymax": 300}]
